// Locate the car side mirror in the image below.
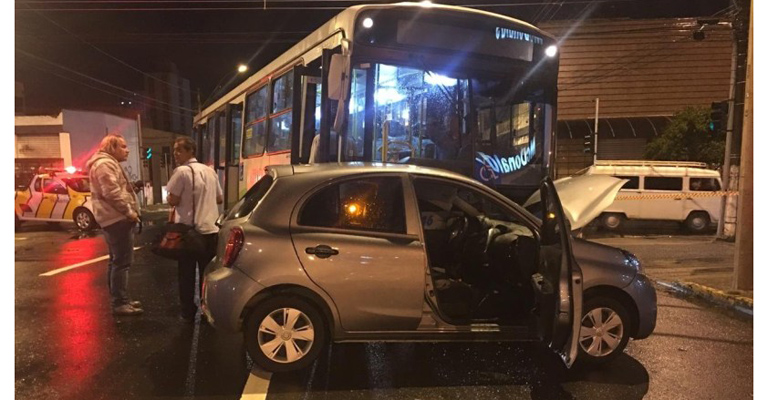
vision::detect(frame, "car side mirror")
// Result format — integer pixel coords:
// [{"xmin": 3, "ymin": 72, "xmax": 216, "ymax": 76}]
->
[{"xmin": 215, "ymin": 212, "xmax": 226, "ymax": 228}]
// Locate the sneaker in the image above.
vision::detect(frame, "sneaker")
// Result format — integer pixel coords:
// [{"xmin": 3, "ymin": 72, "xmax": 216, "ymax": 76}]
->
[
  {"xmin": 113, "ymin": 304, "xmax": 144, "ymax": 316},
  {"xmin": 128, "ymin": 300, "xmax": 143, "ymax": 308}
]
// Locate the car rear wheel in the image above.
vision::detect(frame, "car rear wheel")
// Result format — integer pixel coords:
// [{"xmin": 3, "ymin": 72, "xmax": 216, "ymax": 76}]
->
[
  {"xmin": 685, "ymin": 212, "xmax": 710, "ymax": 233},
  {"xmin": 600, "ymin": 213, "xmax": 625, "ymax": 231},
  {"xmin": 577, "ymin": 297, "xmax": 631, "ymax": 365},
  {"xmin": 73, "ymin": 209, "xmax": 97, "ymax": 231},
  {"xmin": 244, "ymin": 296, "xmax": 327, "ymax": 372}
]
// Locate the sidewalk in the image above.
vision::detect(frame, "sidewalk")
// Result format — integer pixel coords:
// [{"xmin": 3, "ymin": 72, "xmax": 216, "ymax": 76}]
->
[{"xmin": 590, "ymin": 235, "xmax": 753, "ymax": 314}]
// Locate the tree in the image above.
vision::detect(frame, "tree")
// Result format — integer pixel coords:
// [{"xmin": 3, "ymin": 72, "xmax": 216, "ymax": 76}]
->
[{"xmin": 644, "ymin": 106, "xmax": 725, "ymax": 166}]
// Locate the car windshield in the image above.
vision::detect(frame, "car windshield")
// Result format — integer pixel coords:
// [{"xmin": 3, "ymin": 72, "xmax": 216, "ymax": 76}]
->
[{"xmin": 63, "ymin": 177, "xmax": 90, "ymax": 192}]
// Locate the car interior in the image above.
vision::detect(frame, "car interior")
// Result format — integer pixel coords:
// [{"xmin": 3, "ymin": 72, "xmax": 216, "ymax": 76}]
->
[{"xmin": 414, "ymin": 179, "xmax": 539, "ymax": 325}]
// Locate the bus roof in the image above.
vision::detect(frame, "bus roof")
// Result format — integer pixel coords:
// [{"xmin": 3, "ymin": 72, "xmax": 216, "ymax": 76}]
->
[{"xmin": 195, "ymin": 2, "xmax": 553, "ymax": 122}]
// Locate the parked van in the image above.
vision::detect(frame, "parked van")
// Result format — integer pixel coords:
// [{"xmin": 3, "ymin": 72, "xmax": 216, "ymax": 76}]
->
[{"xmin": 581, "ymin": 160, "xmax": 723, "ymax": 232}]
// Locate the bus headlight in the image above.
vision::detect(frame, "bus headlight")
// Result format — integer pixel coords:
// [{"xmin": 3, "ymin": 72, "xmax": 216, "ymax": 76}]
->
[{"xmin": 545, "ymin": 45, "xmax": 557, "ymax": 57}]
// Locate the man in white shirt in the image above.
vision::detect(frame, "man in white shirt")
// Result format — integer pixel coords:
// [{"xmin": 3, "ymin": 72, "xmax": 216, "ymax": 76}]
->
[{"xmin": 166, "ymin": 137, "xmax": 223, "ymax": 322}]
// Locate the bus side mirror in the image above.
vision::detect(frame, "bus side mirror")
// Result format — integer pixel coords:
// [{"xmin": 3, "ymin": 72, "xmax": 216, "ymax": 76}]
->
[
  {"xmin": 328, "ymin": 53, "xmax": 351, "ymax": 133},
  {"xmin": 327, "ymin": 53, "xmax": 349, "ymax": 101}
]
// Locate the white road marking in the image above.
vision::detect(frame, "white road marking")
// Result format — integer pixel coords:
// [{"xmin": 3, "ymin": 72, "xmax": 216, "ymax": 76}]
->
[
  {"xmin": 15, "ymin": 237, "xmax": 28, "ymax": 241},
  {"xmin": 39, "ymin": 246, "xmax": 143, "ymax": 277},
  {"xmin": 240, "ymin": 368, "xmax": 273, "ymax": 400}
]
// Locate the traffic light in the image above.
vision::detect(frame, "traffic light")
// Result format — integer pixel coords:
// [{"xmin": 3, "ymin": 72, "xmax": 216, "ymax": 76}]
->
[
  {"xmin": 145, "ymin": 147, "xmax": 153, "ymax": 160},
  {"xmin": 583, "ymin": 133, "xmax": 593, "ymax": 154},
  {"xmin": 709, "ymin": 101, "xmax": 728, "ymax": 133}
]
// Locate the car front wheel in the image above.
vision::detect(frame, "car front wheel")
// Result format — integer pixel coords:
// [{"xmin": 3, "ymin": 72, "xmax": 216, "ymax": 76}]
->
[
  {"xmin": 244, "ymin": 296, "xmax": 327, "ymax": 372},
  {"xmin": 578, "ymin": 297, "xmax": 631, "ymax": 364},
  {"xmin": 73, "ymin": 209, "xmax": 97, "ymax": 231}
]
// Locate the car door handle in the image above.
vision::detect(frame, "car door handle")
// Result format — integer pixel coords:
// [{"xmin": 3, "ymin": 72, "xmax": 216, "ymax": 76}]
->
[{"xmin": 305, "ymin": 245, "xmax": 339, "ymax": 259}]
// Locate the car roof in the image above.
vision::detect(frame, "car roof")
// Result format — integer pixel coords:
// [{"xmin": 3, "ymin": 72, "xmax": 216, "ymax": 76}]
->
[{"xmin": 268, "ymin": 162, "xmax": 482, "ymax": 185}]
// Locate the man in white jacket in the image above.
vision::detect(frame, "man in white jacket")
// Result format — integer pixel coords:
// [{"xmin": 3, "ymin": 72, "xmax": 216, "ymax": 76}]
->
[{"xmin": 86, "ymin": 135, "xmax": 143, "ymax": 316}]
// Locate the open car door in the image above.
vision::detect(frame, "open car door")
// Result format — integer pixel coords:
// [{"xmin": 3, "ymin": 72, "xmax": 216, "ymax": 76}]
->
[{"xmin": 532, "ymin": 178, "xmax": 583, "ymax": 367}]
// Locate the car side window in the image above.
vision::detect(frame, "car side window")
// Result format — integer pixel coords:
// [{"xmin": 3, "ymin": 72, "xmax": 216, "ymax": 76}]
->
[
  {"xmin": 616, "ymin": 176, "xmax": 639, "ymax": 190},
  {"xmin": 299, "ymin": 177, "xmax": 406, "ymax": 234},
  {"xmin": 33, "ymin": 178, "xmax": 41, "ymax": 192},
  {"xmin": 44, "ymin": 179, "xmax": 68, "ymax": 195},
  {"xmin": 644, "ymin": 177, "xmax": 682, "ymax": 191}
]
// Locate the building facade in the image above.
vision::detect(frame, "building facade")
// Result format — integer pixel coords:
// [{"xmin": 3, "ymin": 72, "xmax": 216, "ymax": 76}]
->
[
  {"xmin": 143, "ymin": 62, "xmax": 194, "ymax": 135},
  {"xmin": 539, "ymin": 17, "xmax": 733, "ymax": 177}
]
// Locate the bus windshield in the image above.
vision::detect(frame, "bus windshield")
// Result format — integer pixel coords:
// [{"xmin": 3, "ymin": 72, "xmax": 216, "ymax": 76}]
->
[{"xmin": 346, "ymin": 62, "xmax": 552, "ymax": 188}]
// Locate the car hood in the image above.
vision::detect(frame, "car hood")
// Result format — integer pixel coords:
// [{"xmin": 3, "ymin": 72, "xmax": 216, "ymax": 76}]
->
[{"xmin": 523, "ymin": 175, "xmax": 626, "ymax": 230}]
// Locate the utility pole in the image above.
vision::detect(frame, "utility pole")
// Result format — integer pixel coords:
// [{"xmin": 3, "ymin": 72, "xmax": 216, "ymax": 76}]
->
[
  {"xmin": 593, "ymin": 97, "xmax": 599, "ymax": 164},
  {"xmin": 717, "ymin": 26, "xmax": 738, "ymax": 238},
  {"xmin": 733, "ymin": 0, "xmax": 752, "ymax": 291}
]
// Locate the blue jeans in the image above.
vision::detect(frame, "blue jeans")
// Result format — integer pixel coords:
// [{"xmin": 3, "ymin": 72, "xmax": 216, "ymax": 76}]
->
[{"xmin": 102, "ymin": 219, "xmax": 135, "ymax": 308}]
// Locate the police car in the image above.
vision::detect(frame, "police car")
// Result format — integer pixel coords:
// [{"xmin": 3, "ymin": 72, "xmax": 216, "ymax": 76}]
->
[{"xmin": 15, "ymin": 168, "xmax": 97, "ymax": 231}]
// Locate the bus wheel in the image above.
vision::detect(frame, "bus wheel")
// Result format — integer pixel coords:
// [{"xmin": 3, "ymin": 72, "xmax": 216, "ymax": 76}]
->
[
  {"xmin": 74, "ymin": 209, "xmax": 97, "ymax": 231},
  {"xmin": 685, "ymin": 212, "xmax": 710, "ymax": 233},
  {"xmin": 601, "ymin": 213, "xmax": 625, "ymax": 231}
]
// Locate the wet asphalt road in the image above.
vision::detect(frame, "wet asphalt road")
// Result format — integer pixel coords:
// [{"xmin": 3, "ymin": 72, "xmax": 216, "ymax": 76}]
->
[{"xmin": 15, "ymin": 222, "xmax": 753, "ymax": 400}]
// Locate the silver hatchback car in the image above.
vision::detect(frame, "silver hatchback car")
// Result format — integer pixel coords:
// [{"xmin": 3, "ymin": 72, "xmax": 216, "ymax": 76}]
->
[{"xmin": 203, "ymin": 163, "xmax": 656, "ymax": 372}]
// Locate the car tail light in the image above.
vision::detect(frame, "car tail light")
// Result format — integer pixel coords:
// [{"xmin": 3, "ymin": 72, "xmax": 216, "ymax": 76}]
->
[{"xmin": 222, "ymin": 227, "xmax": 244, "ymax": 268}]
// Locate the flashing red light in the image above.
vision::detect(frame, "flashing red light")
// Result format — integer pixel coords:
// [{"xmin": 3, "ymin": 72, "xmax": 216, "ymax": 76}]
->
[
  {"xmin": 65, "ymin": 166, "xmax": 77, "ymax": 174},
  {"xmin": 222, "ymin": 227, "xmax": 244, "ymax": 268}
]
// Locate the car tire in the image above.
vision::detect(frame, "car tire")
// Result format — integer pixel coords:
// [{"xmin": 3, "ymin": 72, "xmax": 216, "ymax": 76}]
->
[
  {"xmin": 577, "ymin": 296, "xmax": 631, "ymax": 365},
  {"xmin": 244, "ymin": 295, "xmax": 327, "ymax": 373},
  {"xmin": 600, "ymin": 213, "xmax": 625, "ymax": 231},
  {"xmin": 15, "ymin": 214, "xmax": 21, "ymax": 231},
  {"xmin": 685, "ymin": 212, "xmax": 710, "ymax": 233},
  {"xmin": 73, "ymin": 209, "xmax": 97, "ymax": 231}
]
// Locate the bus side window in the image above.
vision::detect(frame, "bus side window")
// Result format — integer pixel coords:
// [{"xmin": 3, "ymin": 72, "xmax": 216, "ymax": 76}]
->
[
  {"xmin": 229, "ymin": 103, "xmax": 243, "ymax": 165},
  {"xmin": 244, "ymin": 86, "xmax": 269, "ymax": 157},
  {"xmin": 268, "ymin": 70, "xmax": 293, "ymax": 153}
]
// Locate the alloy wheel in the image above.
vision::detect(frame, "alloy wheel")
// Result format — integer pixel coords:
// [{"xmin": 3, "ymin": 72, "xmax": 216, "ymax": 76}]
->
[
  {"xmin": 257, "ymin": 307, "xmax": 315, "ymax": 364},
  {"xmin": 76, "ymin": 212, "xmax": 91, "ymax": 230},
  {"xmin": 579, "ymin": 307, "xmax": 624, "ymax": 357}
]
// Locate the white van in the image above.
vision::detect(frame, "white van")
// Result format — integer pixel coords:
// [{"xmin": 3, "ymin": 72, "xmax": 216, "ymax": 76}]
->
[{"xmin": 582, "ymin": 160, "xmax": 723, "ymax": 232}]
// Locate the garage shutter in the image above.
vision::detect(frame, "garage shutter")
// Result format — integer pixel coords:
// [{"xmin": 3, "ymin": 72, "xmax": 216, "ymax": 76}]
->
[{"xmin": 17, "ymin": 135, "xmax": 61, "ymax": 159}]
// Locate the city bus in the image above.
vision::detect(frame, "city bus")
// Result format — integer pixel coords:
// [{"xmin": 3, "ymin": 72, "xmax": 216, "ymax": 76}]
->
[{"xmin": 193, "ymin": 2, "xmax": 560, "ymax": 208}]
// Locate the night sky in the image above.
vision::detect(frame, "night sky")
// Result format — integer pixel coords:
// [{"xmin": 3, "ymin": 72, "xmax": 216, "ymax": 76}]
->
[{"xmin": 14, "ymin": 0, "xmax": 731, "ymax": 116}]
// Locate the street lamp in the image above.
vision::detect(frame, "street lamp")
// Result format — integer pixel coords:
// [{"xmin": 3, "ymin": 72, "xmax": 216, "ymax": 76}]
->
[{"xmin": 202, "ymin": 64, "xmax": 250, "ymax": 109}]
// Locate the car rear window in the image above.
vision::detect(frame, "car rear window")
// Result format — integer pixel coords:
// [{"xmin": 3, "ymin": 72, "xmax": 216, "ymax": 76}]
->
[
  {"xmin": 690, "ymin": 178, "xmax": 720, "ymax": 191},
  {"xmin": 299, "ymin": 177, "xmax": 406, "ymax": 234},
  {"xmin": 227, "ymin": 175, "xmax": 274, "ymax": 220}
]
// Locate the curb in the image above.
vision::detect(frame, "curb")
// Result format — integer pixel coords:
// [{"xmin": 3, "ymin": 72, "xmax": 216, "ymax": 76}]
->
[{"xmin": 655, "ymin": 280, "xmax": 753, "ymax": 317}]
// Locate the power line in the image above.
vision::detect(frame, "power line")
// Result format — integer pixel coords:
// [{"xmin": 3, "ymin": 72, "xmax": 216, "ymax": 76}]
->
[
  {"xmin": 26, "ymin": 8, "xmax": 191, "ymax": 93},
  {"xmin": 15, "ymin": 0, "xmax": 637, "ymax": 11},
  {"xmin": 19, "ymin": 60, "xmax": 192, "ymax": 117},
  {"xmin": 16, "ymin": 47, "xmax": 196, "ymax": 113}
]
